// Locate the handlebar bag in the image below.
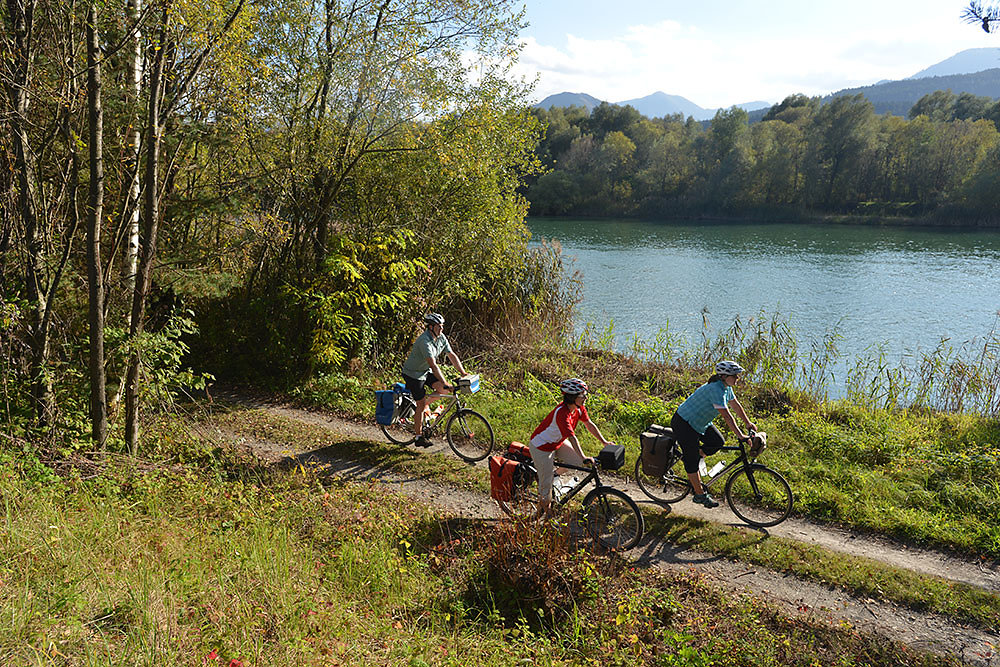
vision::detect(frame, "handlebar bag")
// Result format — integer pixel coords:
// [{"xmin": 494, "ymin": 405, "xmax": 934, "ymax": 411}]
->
[{"xmin": 597, "ymin": 443, "xmax": 626, "ymax": 471}]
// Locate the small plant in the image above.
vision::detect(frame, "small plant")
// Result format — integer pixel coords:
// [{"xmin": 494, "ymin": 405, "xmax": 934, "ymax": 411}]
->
[{"xmin": 465, "ymin": 518, "xmax": 609, "ymax": 631}]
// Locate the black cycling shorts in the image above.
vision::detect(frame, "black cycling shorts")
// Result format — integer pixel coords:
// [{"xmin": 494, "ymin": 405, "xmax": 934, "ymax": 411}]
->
[
  {"xmin": 670, "ymin": 412, "xmax": 725, "ymax": 474},
  {"xmin": 403, "ymin": 373, "xmax": 440, "ymax": 401}
]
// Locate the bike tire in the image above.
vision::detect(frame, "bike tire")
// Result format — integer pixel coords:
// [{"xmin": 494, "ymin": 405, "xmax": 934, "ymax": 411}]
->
[
  {"xmin": 633, "ymin": 450, "xmax": 691, "ymax": 504},
  {"xmin": 379, "ymin": 393, "xmax": 417, "ymax": 445},
  {"xmin": 582, "ymin": 487, "xmax": 644, "ymax": 551},
  {"xmin": 445, "ymin": 409, "xmax": 495, "ymax": 462},
  {"xmin": 724, "ymin": 464, "xmax": 793, "ymax": 528},
  {"xmin": 497, "ymin": 469, "xmax": 540, "ymax": 519}
]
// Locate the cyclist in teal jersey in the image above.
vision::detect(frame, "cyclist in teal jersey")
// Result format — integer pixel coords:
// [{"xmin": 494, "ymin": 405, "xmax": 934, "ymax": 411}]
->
[{"xmin": 671, "ymin": 360, "xmax": 757, "ymax": 508}]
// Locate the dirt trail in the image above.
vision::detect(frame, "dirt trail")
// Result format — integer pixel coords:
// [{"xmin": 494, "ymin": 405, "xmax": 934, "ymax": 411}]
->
[{"xmin": 216, "ymin": 395, "xmax": 1000, "ymax": 666}]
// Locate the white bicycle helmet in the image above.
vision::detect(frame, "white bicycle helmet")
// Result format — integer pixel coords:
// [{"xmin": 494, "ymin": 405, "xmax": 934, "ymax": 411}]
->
[
  {"xmin": 559, "ymin": 378, "xmax": 589, "ymax": 395},
  {"xmin": 715, "ymin": 360, "xmax": 746, "ymax": 376},
  {"xmin": 423, "ymin": 312, "xmax": 445, "ymax": 326}
]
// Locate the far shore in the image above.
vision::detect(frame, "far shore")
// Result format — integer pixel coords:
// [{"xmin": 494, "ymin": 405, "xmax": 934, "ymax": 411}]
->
[{"xmin": 527, "ymin": 210, "xmax": 1000, "ymax": 230}]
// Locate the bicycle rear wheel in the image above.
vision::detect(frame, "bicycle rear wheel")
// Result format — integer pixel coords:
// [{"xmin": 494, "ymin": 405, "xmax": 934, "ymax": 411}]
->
[
  {"xmin": 725, "ymin": 464, "xmax": 793, "ymax": 528},
  {"xmin": 582, "ymin": 487, "xmax": 644, "ymax": 551},
  {"xmin": 445, "ymin": 409, "xmax": 495, "ymax": 462},
  {"xmin": 379, "ymin": 394, "xmax": 417, "ymax": 445},
  {"xmin": 633, "ymin": 450, "xmax": 691, "ymax": 504},
  {"xmin": 497, "ymin": 470, "xmax": 540, "ymax": 519}
]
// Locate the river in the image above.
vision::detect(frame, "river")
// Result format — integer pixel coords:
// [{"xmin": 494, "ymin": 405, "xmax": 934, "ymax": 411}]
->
[{"xmin": 527, "ymin": 218, "xmax": 1000, "ymax": 391}]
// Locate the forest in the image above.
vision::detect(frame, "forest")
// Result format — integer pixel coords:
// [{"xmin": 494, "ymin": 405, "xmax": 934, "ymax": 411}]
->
[
  {"xmin": 526, "ymin": 91, "xmax": 1000, "ymax": 220},
  {"xmin": 1, "ymin": 0, "xmax": 572, "ymax": 448}
]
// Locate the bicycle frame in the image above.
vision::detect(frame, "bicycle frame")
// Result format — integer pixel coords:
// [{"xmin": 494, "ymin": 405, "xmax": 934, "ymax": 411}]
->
[
  {"xmin": 546, "ymin": 460, "xmax": 606, "ymax": 507},
  {"xmin": 399, "ymin": 387, "xmax": 466, "ymax": 435},
  {"xmin": 700, "ymin": 440, "xmax": 758, "ymax": 492}
]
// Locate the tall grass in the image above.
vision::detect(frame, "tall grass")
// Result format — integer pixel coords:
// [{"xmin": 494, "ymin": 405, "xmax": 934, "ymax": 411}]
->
[{"xmin": 573, "ymin": 309, "xmax": 1000, "ymax": 418}]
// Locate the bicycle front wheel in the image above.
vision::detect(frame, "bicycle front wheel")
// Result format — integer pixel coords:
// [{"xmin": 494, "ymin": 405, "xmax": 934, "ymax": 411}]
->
[
  {"xmin": 379, "ymin": 394, "xmax": 417, "ymax": 445},
  {"xmin": 445, "ymin": 409, "xmax": 495, "ymax": 462},
  {"xmin": 582, "ymin": 487, "xmax": 644, "ymax": 551},
  {"xmin": 633, "ymin": 451, "xmax": 691, "ymax": 504},
  {"xmin": 725, "ymin": 464, "xmax": 793, "ymax": 528}
]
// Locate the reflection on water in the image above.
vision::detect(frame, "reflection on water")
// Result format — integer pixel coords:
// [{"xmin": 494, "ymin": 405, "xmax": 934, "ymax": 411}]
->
[{"xmin": 527, "ymin": 218, "xmax": 1000, "ymax": 377}]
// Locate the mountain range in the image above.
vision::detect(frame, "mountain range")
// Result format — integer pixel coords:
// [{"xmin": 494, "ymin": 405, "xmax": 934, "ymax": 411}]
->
[
  {"xmin": 535, "ymin": 48, "xmax": 1000, "ymax": 121},
  {"xmin": 534, "ymin": 91, "xmax": 769, "ymax": 121}
]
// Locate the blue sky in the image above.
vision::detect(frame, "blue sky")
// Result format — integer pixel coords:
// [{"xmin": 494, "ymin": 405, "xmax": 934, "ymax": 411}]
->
[{"xmin": 513, "ymin": 0, "xmax": 1000, "ymax": 109}]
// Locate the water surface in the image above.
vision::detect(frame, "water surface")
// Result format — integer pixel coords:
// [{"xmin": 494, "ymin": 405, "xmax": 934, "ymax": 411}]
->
[{"xmin": 527, "ymin": 218, "xmax": 1000, "ymax": 376}]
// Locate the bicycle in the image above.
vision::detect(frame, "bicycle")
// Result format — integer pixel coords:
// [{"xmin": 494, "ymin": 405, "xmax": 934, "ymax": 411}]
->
[
  {"xmin": 633, "ymin": 430, "xmax": 793, "ymax": 528},
  {"xmin": 498, "ymin": 456, "xmax": 644, "ymax": 551},
  {"xmin": 378, "ymin": 378, "xmax": 495, "ymax": 462}
]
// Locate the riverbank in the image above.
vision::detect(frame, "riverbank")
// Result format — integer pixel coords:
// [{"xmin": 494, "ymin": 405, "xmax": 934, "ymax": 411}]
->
[
  {"xmin": 4, "ymin": 338, "xmax": 999, "ymax": 664},
  {"xmin": 529, "ymin": 208, "xmax": 1000, "ymax": 229}
]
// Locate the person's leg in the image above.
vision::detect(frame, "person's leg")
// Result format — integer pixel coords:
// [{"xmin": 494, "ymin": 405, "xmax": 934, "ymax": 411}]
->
[
  {"xmin": 403, "ymin": 375, "xmax": 428, "ymax": 438},
  {"xmin": 672, "ymin": 413, "xmax": 705, "ymax": 494},
  {"xmin": 425, "ymin": 376, "xmax": 446, "ymax": 402},
  {"xmin": 554, "ymin": 443, "xmax": 584, "ymax": 475},
  {"xmin": 700, "ymin": 424, "xmax": 725, "ymax": 457},
  {"xmin": 421, "ymin": 376, "xmax": 446, "ymax": 428},
  {"xmin": 672, "ymin": 413, "xmax": 717, "ymax": 506},
  {"xmin": 530, "ymin": 443, "xmax": 557, "ymax": 518}
]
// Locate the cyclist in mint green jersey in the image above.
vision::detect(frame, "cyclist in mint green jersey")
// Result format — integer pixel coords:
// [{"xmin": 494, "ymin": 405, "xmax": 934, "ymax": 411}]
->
[{"xmin": 401, "ymin": 313, "xmax": 468, "ymax": 446}]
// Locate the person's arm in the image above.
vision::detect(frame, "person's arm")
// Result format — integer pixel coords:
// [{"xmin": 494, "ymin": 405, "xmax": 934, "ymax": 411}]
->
[
  {"xmin": 716, "ymin": 406, "xmax": 747, "ymax": 441},
  {"xmin": 427, "ymin": 357, "xmax": 450, "ymax": 389},
  {"xmin": 729, "ymin": 397, "xmax": 756, "ymax": 433},
  {"xmin": 446, "ymin": 350, "xmax": 467, "ymax": 376},
  {"xmin": 566, "ymin": 433, "xmax": 593, "ymax": 463},
  {"xmin": 583, "ymin": 418, "xmax": 615, "ymax": 447}
]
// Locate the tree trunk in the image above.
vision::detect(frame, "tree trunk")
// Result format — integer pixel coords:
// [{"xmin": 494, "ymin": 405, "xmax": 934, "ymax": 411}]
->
[
  {"xmin": 86, "ymin": 1, "xmax": 107, "ymax": 446},
  {"xmin": 122, "ymin": 0, "xmax": 143, "ymax": 301},
  {"xmin": 5, "ymin": 0, "xmax": 54, "ymax": 425},
  {"xmin": 125, "ymin": 7, "xmax": 167, "ymax": 454}
]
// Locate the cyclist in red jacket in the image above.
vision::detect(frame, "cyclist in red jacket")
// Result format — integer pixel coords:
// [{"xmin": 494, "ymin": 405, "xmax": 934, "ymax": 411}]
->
[{"xmin": 529, "ymin": 378, "xmax": 616, "ymax": 517}]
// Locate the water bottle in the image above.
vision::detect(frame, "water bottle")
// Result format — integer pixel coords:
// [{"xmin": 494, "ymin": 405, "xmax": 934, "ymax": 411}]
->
[
  {"xmin": 698, "ymin": 458, "xmax": 708, "ymax": 477},
  {"xmin": 708, "ymin": 461, "xmax": 726, "ymax": 478},
  {"xmin": 552, "ymin": 476, "xmax": 566, "ymax": 501}
]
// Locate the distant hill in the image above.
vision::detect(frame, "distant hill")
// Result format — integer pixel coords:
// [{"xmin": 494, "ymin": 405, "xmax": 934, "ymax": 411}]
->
[
  {"xmin": 533, "ymin": 92, "xmax": 603, "ymax": 112},
  {"xmin": 826, "ymin": 68, "xmax": 1000, "ymax": 117},
  {"xmin": 615, "ymin": 92, "xmax": 708, "ymax": 119},
  {"xmin": 535, "ymin": 91, "xmax": 771, "ymax": 121},
  {"xmin": 908, "ymin": 48, "xmax": 1000, "ymax": 79}
]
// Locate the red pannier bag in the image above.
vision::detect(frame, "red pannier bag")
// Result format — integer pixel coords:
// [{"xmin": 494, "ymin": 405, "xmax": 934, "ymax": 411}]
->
[
  {"xmin": 506, "ymin": 441, "xmax": 532, "ymax": 463},
  {"xmin": 489, "ymin": 455, "xmax": 520, "ymax": 502}
]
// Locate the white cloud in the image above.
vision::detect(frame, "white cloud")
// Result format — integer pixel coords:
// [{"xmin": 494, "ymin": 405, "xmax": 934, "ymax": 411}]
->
[{"xmin": 518, "ymin": 11, "xmax": 1000, "ymax": 109}]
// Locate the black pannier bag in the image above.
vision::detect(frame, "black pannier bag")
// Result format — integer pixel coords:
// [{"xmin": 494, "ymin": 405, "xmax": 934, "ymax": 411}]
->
[
  {"xmin": 640, "ymin": 424, "xmax": 674, "ymax": 477},
  {"xmin": 597, "ymin": 443, "xmax": 626, "ymax": 470}
]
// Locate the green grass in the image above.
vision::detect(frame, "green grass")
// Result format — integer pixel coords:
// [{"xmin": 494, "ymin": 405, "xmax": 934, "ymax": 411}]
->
[{"xmin": 0, "ymin": 437, "xmax": 963, "ymax": 667}]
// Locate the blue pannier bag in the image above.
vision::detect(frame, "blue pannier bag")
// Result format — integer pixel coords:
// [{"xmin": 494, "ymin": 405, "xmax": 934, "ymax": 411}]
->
[{"xmin": 375, "ymin": 390, "xmax": 396, "ymax": 425}]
